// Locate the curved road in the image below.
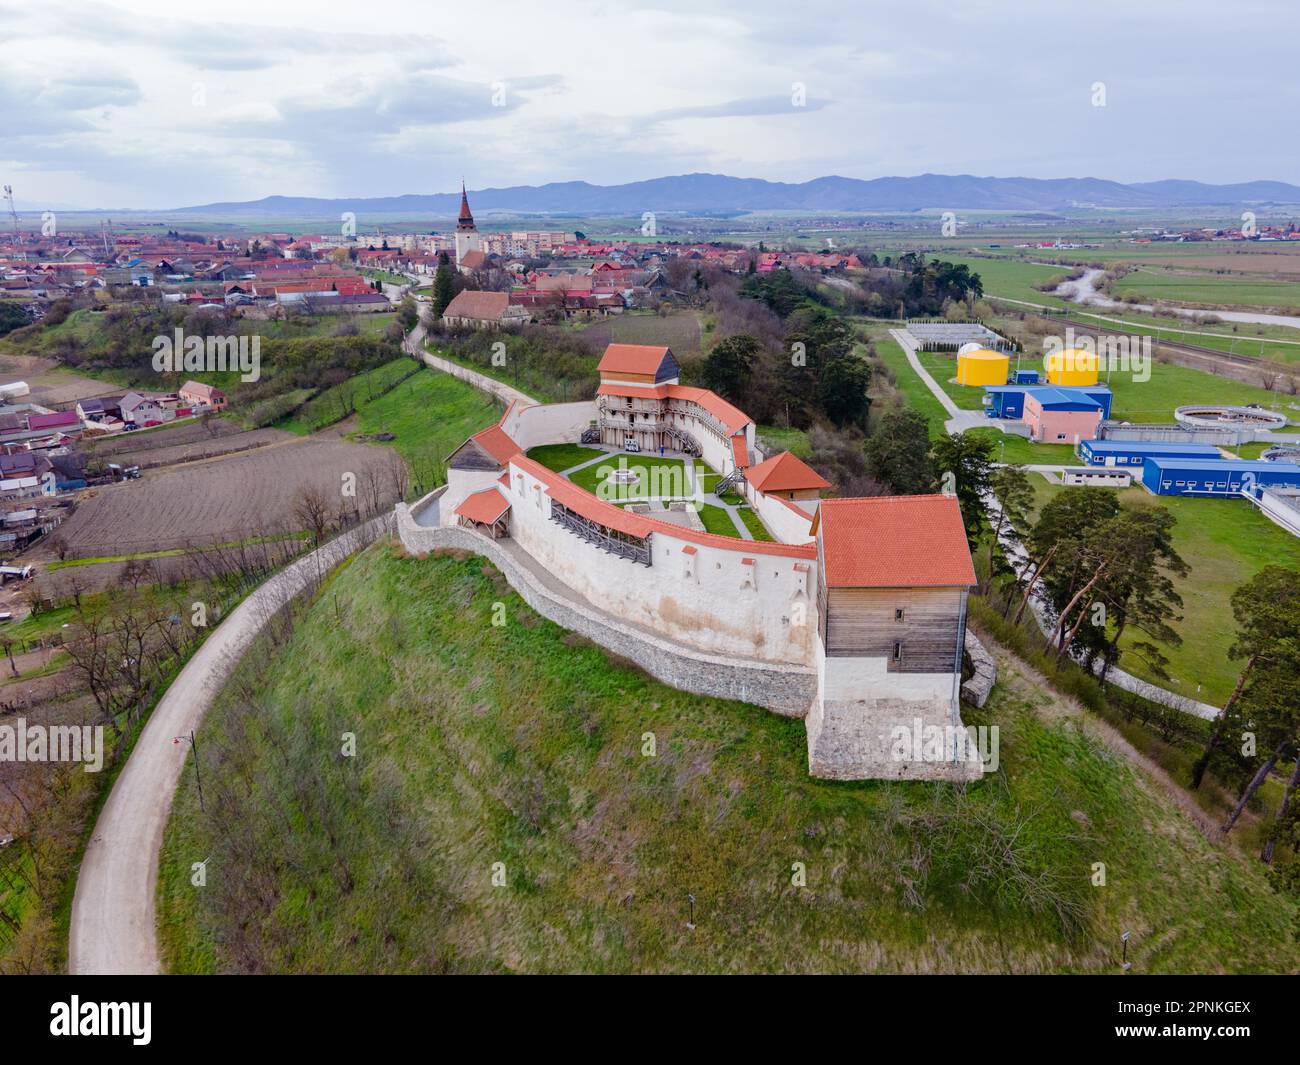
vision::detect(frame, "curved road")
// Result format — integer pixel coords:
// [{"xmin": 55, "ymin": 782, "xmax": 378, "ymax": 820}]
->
[{"xmin": 69, "ymin": 516, "xmax": 389, "ymax": 974}]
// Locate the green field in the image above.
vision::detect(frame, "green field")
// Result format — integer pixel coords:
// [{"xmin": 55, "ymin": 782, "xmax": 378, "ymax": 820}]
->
[
  {"xmin": 348, "ymin": 366, "xmax": 503, "ymax": 493},
  {"xmin": 933, "ymin": 255, "xmax": 1074, "ymax": 308},
  {"xmin": 157, "ymin": 545, "xmax": 1300, "ymax": 973},
  {"xmin": 1111, "ymin": 270, "xmax": 1300, "ymax": 311},
  {"xmin": 279, "ymin": 358, "xmax": 420, "ymax": 434},
  {"xmin": 965, "ymin": 429, "xmax": 1078, "ymax": 466},
  {"xmin": 1026, "ymin": 477, "xmax": 1300, "ymax": 704},
  {"xmin": 861, "ymin": 327, "xmax": 951, "ymax": 436},
  {"xmin": 560, "ymin": 453, "xmax": 718, "ymax": 500}
]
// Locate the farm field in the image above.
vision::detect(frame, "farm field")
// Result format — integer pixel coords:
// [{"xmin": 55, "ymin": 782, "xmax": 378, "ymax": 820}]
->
[
  {"xmin": 0, "ymin": 352, "xmax": 116, "ymax": 409},
  {"xmin": 50, "ymin": 436, "xmax": 402, "ymax": 558},
  {"xmin": 86, "ymin": 424, "xmax": 294, "ymax": 468},
  {"xmin": 157, "ymin": 545, "xmax": 1300, "ymax": 974},
  {"xmin": 573, "ymin": 310, "xmax": 705, "ymax": 358},
  {"xmin": 1109, "ymin": 269, "xmax": 1300, "ymax": 310},
  {"xmin": 1025, "ymin": 477, "xmax": 1300, "ymax": 704}
]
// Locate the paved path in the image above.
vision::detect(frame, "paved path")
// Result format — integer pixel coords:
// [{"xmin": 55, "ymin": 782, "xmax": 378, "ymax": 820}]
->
[
  {"xmin": 403, "ymin": 322, "xmax": 537, "ymax": 409},
  {"xmin": 69, "ymin": 516, "xmax": 391, "ymax": 975},
  {"xmin": 888, "ymin": 328, "xmax": 992, "ymax": 434}
]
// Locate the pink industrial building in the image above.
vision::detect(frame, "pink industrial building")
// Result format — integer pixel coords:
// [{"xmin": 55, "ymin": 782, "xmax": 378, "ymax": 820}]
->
[{"xmin": 1021, "ymin": 388, "xmax": 1104, "ymax": 445}]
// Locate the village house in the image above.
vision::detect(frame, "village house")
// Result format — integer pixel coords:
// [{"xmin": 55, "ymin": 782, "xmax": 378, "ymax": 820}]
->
[
  {"xmin": 442, "ymin": 289, "xmax": 532, "ymax": 329},
  {"xmin": 179, "ymin": 381, "xmax": 227, "ymax": 411}
]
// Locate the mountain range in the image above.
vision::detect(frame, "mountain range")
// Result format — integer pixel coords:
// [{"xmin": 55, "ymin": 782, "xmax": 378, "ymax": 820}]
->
[{"xmin": 172, "ymin": 173, "xmax": 1300, "ymax": 217}]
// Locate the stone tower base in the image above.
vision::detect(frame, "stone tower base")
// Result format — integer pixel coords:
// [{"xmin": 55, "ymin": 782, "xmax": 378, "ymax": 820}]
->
[{"xmin": 806, "ymin": 694, "xmax": 985, "ymax": 782}]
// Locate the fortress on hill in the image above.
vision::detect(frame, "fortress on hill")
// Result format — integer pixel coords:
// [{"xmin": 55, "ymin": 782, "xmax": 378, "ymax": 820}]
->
[{"xmin": 396, "ymin": 342, "xmax": 985, "ymax": 781}]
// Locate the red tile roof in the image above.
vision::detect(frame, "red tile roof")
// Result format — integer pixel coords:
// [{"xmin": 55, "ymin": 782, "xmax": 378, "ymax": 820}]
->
[
  {"xmin": 598, "ymin": 344, "xmax": 671, "ymax": 375},
  {"xmin": 745, "ymin": 451, "xmax": 831, "ymax": 493},
  {"xmin": 666, "ymin": 385, "xmax": 750, "ymax": 434},
  {"xmin": 819, "ymin": 495, "xmax": 975, "ymax": 588},
  {"xmin": 28, "ymin": 411, "xmax": 81, "ymax": 430},
  {"xmin": 470, "ymin": 424, "xmax": 522, "ymax": 465},
  {"xmin": 455, "ymin": 487, "xmax": 511, "ymax": 525},
  {"xmin": 731, "ymin": 435, "xmax": 749, "ymax": 470},
  {"xmin": 443, "ymin": 289, "xmax": 511, "ymax": 321}
]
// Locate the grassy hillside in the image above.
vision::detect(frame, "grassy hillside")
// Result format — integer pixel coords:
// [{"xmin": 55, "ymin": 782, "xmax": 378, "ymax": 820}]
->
[{"xmin": 157, "ymin": 544, "xmax": 1299, "ymax": 974}]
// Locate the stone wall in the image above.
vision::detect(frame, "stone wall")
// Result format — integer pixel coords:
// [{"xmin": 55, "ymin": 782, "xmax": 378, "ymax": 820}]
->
[
  {"xmin": 394, "ymin": 504, "xmax": 817, "ymax": 717},
  {"xmin": 960, "ymin": 629, "xmax": 997, "ymax": 708}
]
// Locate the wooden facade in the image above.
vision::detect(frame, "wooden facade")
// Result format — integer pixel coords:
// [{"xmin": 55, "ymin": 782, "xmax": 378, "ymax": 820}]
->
[{"xmin": 822, "ymin": 586, "xmax": 966, "ymax": 673}]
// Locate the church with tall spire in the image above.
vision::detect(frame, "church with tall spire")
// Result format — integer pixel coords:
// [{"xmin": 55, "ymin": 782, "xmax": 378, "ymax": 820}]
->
[{"xmin": 453, "ymin": 181, "xmax": 484, "ymax": 266}]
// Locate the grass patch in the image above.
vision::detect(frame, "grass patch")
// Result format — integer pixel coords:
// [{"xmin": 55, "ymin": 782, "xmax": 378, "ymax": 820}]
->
[
  {"xmin": 524, "ymin": 443, "xmax": 605, "ymax": 474},
  {"xmin": 756, "ymin": 425, "xmax": 812, "ymax": 460},
  {"xmin": 565, "ymin": 455, "xmax": 712, "ymax": 502},
  {"xmin": 345, "ymin": 366, "xmax": 503, "ymax": 495},
  {"xmin": 696, "ymin": 503, "xmax": 741, "ymax": 537},
  {"xmin": 156, "ymin": 545, "xmax": 1300, "ymax": 973},
  {"xmin": 278, "ymin": 359, "xmax": 420, "ymax": 434},
  {"xmin": 735, "ymin": 506, "xmax": 774, "ymax": 541}
]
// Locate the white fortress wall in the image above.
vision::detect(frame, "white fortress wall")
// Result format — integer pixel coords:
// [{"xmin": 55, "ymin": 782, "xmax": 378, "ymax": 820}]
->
[
  {"xmin": 822, "ymin": 656, "xmax": 955, "ymax": 702},
  {"xmin": 501, "ymin": 400, "xmax": 597, "ymax": 450},
  {"xmin": 505, "ymin": 459, "xmax": 817, "ymax": 665},
  {"xmin": 748, "ymin": 488, "xmax": 817, "ymax": 545}
]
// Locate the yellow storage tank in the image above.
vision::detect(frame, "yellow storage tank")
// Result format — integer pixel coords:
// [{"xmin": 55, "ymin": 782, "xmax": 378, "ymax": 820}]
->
[
  {"xmin": 1045, "ymin": 348, "xmax": 1100, "ymax": 386},
  {"xmin": 956, "ymin": 348, "xmax": 1010, "ymax": 387}
]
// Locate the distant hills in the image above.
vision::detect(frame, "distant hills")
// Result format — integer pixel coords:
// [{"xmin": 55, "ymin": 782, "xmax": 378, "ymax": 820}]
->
[{"xmin": 172, "ymin": 173, "xmax": 1300, "ymax": 217}]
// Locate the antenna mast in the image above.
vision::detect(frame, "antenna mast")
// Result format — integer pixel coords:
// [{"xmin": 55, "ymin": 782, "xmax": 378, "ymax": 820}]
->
[{"xmin": 2, "ymin": 185, "xmax": 22, "ymax": 261}]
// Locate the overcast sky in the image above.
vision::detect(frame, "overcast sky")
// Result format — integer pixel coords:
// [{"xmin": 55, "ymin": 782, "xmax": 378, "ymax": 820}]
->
[{"xmin": 3, "ymin": 0, "xmax": 1296, "ymax": 209}]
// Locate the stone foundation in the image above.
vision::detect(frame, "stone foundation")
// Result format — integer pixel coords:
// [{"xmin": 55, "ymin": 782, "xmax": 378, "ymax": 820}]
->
[{"xmin": 806, "ymin": 694, "xmax": 985, "ymax": 782}]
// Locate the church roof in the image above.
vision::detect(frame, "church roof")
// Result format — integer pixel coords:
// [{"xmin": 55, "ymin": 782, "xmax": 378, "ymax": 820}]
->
[{"xmin": 457, "ymin": 183, "xmax": 475, "ymax": 230}]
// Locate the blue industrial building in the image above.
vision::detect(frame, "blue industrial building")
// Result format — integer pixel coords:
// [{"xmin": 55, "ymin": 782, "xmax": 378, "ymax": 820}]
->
[
  {"xmin": 983, "ymin": 383, "xmax": 1113, "ymax": 420},
  {"xmin": 1013, "ymin": 369, "xmax": 1040, "ymax": 385},
  {"xmin": 1140, "ymin": 457, "xmax": 1300, "ymax": 497},
  {"xmin": 1077, "ymin": 439, "xmax": 1223, "ymax": 467}
]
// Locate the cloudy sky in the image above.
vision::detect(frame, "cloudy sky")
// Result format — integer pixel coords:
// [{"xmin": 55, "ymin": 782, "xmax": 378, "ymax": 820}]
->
[{"xmin": 2, "ymin": 0, "xmax": 1296, "ymax": 209}]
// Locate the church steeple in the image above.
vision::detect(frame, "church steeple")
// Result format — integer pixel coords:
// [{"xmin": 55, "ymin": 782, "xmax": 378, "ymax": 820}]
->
[{"xmin": 456, "ymin": 181, "xmax": 475, "ymax": 231}]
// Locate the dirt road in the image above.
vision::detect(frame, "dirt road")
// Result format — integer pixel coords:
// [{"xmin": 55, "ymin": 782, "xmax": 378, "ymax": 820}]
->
[{"xmin": 68, "ymin": 516, "xmax": 390, "ymax": 974}]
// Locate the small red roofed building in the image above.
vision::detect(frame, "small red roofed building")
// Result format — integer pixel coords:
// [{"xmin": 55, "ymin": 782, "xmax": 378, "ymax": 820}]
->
[
  {"xmin": 743, "ymin": 450, "xmax": 831, "ymax": 503},
  {"xmin": 179, "ymin": 380, "xmax": 227, "ymax": 411}
]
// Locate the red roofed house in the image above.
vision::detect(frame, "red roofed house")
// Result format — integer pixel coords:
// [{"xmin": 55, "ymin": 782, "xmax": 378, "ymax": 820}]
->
[
  {"xmin": 179, "ymin": 380, "xmax": 227, "ymax": 411},
  {"xmin": 441, "ymin": 289, "xmax": 531, "ymax": 329},
  {"xmin": 743, "ymin": 450, "xmax": 831, "ymax": 503}
]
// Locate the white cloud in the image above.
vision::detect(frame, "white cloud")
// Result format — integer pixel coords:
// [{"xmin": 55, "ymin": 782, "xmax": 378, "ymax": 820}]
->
[{"xmin": 1, "ymin": 0, "xmax": 1296, "ymax": 208}]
